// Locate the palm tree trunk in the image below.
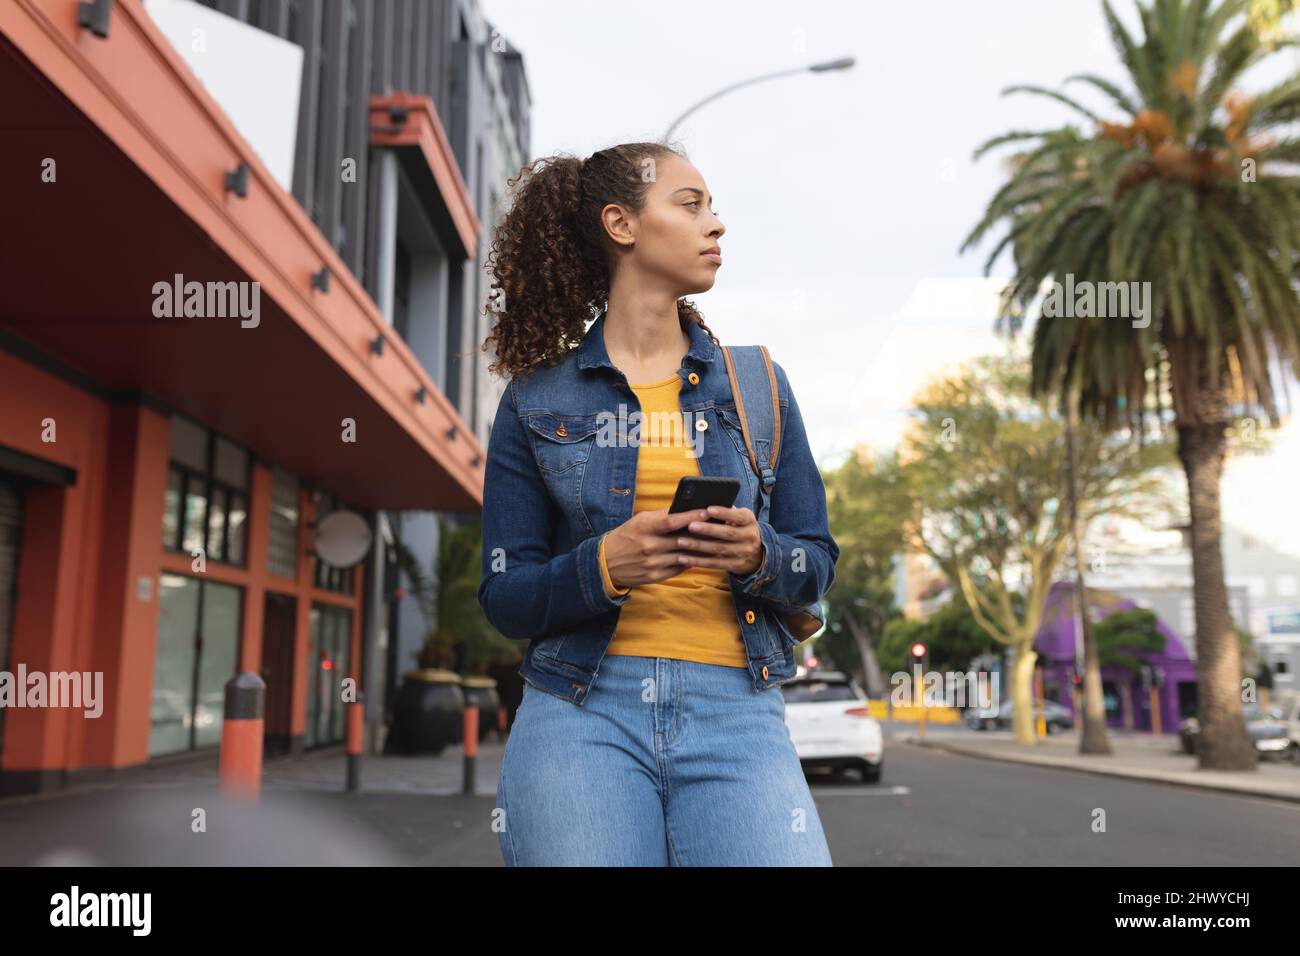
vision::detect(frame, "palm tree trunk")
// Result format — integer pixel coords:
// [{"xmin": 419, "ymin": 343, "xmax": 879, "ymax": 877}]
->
[
  {"xmin": 1177, "ymin": 415, "xmax": 1257, "ymax": 770},
  {"xmin": 1064, "ymin": 369, "xmax": 1112, "ymax": 755}
]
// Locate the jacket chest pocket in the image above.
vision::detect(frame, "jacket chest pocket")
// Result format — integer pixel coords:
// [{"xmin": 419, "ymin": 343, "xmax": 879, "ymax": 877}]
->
[
  {"xmin": 714, "ymin": 404, "xmax": 750, "ymax": 460},
  {"xmin": 526, "ymin": 413, "xmax": 601, "ymax": 474},
  {"xmin": 526, "ymin": 412, "xmax": 602, "ymax": 538}
]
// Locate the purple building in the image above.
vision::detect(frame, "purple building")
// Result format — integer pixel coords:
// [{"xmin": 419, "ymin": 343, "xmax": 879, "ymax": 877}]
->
[{"xmin": 1033, "ymin": 581, "xmax": 1219, "ymax": 734}]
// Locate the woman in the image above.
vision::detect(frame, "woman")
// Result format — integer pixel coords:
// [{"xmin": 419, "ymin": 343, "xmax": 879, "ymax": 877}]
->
[{"xmin": 477, "ymin": 142, "xmax": 840, "ymax": 866}]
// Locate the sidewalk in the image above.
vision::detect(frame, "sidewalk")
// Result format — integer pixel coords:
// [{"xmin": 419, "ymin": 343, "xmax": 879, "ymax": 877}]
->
[
  {"xmin": 900, "ymin": 725, "xmax": 1300, "ymax": 804},
  {"xmin": 0, "ymin": 743, "xmax": 508, "ymax": 866}
]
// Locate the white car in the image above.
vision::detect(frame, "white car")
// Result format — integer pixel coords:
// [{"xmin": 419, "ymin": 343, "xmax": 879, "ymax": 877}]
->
[{"xmin": 781, "ymin": 670, "xmax": 883, "ymax": 783}]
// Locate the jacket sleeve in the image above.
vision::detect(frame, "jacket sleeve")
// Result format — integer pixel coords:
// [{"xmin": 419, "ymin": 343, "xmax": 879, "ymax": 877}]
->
[
  {"xmin": 477, "ymin": 380, "xmax": 633, "ymax": 641},
  {"xmin": 727, "ymin": 361, "xmax": 840, "ymax": 641}
]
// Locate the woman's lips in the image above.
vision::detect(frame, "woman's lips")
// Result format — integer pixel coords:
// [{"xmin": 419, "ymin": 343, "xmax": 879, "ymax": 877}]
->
[{"xmin": 702, "ymin": 253, "xmax": 722, "ymax": 264}]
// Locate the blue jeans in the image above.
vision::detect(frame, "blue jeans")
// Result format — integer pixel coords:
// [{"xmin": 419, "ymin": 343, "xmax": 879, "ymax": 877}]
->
[{"xmin": 496, "ymin": 654, "xmax": 833, "ymax": 866}]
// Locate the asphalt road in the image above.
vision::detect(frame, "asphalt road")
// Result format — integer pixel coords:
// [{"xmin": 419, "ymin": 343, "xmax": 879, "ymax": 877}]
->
[{"xmin": 809, "ymin": 739, "xmax": 1300, "ymax": 866}]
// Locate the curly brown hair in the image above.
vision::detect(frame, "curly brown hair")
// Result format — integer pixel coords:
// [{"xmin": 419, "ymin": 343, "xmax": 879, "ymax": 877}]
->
[{"xmin": 479, "ymin": 141, "xmax": 723, "ymax": 380}]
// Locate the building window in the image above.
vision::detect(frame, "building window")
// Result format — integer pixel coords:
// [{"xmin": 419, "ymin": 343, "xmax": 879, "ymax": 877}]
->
[
  {"xmin": 306, "ymin": 604, "xmax": 352, "ymax": 748},
  {"xmin": 268, "ymin": 468, "xmax": 300, "ymax": 579},
  {"xmin": 162, "ymin": 416, "xmax": 250, "ymax": 567},
  {"xmin": 150, "ymin": 574, "xmax": 243, "ymax": 756}
]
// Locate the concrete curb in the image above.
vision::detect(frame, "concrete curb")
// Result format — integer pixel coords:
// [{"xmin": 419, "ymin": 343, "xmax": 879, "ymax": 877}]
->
[{"xmin": 904, "ymin": 736, "xmax": 1300, "ymax": 806}]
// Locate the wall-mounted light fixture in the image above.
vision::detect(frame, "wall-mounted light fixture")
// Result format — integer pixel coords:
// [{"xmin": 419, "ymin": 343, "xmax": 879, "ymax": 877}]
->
[
  {"xmin": 225, "ymin": 162, "xmax": 249, "ymax": 198},
  {"xmin": 414, "ymin": 387, "xmax": 427, "ymax": 404},
  {"xmin": 446, "ymin": 425, "xmax": 458, "ymax": 442},
  {"xmin": 311, "ymin": 266, "xmax": 330, "ymax": 292},
  {"xmin": 375, "ymin": 105, "xmax": 410, "ymax": 136},
  {"xmin": 78, "ymin": 0, "xmax": 112, "ymax": 38},
  {"xmin": 369, "ymin": 335, "xmax": 385, "ymax": 356}
]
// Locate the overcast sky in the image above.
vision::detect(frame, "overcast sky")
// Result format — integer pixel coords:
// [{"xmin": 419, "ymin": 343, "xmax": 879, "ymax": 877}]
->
[{"xmin": 478, "ymin": 0, "xmax": 1300, "ymax": 564}]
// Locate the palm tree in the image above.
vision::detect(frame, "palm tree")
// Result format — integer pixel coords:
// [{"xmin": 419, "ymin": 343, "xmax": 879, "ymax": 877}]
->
[{"xmin": 962, "ymin": 0, "xmax": 1300, "ymax": 769}]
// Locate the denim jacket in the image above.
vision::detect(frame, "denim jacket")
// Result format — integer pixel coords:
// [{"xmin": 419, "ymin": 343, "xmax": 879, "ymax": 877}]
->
[{"xmin": 477, "ymin": 310, "xmax": 840, "ymax": 705}]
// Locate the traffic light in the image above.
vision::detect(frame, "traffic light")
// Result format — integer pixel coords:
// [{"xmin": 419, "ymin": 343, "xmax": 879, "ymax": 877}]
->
[{"xmin": 910, "ymin": 642, "xmax": 926, "ymax": 661}]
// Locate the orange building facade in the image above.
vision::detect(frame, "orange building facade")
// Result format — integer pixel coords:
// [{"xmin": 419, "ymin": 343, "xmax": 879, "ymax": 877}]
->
[{"xmin": 0, "ymin": 0, "xmax": 485, "ymax": 794}]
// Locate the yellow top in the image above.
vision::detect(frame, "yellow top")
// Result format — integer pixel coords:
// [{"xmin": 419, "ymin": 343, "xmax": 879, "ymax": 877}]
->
[{"xmin": 597, "ymin": 373, "xmax": 747, "ymax": 667}]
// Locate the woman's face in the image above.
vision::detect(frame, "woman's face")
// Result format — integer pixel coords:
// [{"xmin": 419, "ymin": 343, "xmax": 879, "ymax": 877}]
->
[{"xmin": 606, "ymin": 154, "xmax": 726, "ymax": 296}]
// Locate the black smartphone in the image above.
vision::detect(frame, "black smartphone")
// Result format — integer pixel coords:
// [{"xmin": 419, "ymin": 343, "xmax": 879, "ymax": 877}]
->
[{"xmin": 668, "ymin": 476, "xmax": 741, "ymax": 523}]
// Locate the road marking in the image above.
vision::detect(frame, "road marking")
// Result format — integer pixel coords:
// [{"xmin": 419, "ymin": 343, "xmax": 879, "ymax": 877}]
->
[{"xmin": 809, "ymin": 785, "xmax": 911, "ymax": 797}]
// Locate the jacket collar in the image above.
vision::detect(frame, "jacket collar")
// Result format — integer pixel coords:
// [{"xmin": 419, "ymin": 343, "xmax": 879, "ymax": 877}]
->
[{"xmin": 577, "ymin": 305, "xmax": 718, "ymax": 372}]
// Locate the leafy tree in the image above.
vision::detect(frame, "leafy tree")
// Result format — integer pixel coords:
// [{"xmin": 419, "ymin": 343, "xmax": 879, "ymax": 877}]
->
[
  {"xmin": 900, "ymin": 352, "xmax": 1177, "ymax": 743},
  {"xmin": 1095, "ymin": 607, "xmax": 1166, "ymax": 672},
  {"xmin": 877, "ymin": 591, "xmax": 1003, "ymax": 675},
  {"xmin": 822, "ymin": 447, "xmax": 913, "ymax": 695}
]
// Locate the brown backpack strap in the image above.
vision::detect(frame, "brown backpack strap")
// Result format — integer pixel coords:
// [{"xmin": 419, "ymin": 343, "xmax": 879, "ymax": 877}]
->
[{"xmin": 720, "ymin": 344, "xmax": 782, "ymax": 485}]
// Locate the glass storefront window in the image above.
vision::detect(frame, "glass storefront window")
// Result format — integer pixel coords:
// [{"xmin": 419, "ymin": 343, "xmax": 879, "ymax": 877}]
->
[
  {"xmin": 149, "ymin": 574, "xmax": 200, "ymax": 756},
  {"xmin": 306, "ymin": 604, "xmax": 351, "ymax": 749},
  {"xmin": 149, "ymin": 573, "xmax": 242, "ymax": 756},
  {"xmin": 194, "ymin": 582, "xmax": 241, "ymax": 748}
]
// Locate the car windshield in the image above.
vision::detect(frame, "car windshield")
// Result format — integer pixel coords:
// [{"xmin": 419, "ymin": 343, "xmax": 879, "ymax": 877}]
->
[{"xmin": 782, "ymin": 681, "xmax": 861, "ymax": 703}]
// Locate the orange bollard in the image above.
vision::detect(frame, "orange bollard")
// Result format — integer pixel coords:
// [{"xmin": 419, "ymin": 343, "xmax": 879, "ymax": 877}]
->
[
  {"xmin": 219, "ymin": 672, "xmax": 266, "ymax": 802},
  {"xmin": 346, "ymin": 693, "xmax": 364, "ymax": 792},
  {"xmin": 463, "ymin": 704, "xmax": 478, "ymax": 795}
]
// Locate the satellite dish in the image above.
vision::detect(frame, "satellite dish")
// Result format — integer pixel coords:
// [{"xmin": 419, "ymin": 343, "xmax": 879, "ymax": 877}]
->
[{"xmin": 313, "ymin": 510, "xmax": 373, "ymax": 568}]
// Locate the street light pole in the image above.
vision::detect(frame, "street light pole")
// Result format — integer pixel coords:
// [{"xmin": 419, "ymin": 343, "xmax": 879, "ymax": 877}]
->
[{"xmin": 662, "ymin": 57, "xmax": 855, "ymax": 143}]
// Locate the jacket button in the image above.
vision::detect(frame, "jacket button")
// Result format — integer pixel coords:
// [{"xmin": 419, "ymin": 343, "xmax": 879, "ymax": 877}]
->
[
  {"xmin": 695, "ymin": 419, "xmax": 708, "ymax": 432},
  {"xmin": 555, "ymin": 425, "xmax": 568, "ymax": 437},
  {"xmin": 744, "ymin": 609, "xmax": 756, "ymax": 624},
  {"xmin": 688, "ymin": 372, "xmax": 700, "ymax": 385},
  {"xmin": 761, "ymin": 665, "xmax": 769, "ymax": 680}
]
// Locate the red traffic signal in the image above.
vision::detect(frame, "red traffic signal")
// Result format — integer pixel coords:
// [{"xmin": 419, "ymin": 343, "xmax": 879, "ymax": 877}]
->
[{"xmin": 910, "ymin": 642, "xmax": 926, "ymax": 660}]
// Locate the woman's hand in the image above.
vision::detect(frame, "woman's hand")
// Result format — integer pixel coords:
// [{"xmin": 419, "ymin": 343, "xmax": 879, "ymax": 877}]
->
[
  {"xmin": 603, "ymin": 508, "xmax": 709, "ymax": 589},
  {"xmin": 672, "ymin": 505, "xmax": 764, "ymax": 576}
]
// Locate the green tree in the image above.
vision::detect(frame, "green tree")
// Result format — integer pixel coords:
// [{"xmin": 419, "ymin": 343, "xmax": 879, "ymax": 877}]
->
[
  {"xmin": 963, "ymin": 0, "xmax": 1300, "ymax": 769},
  {"xmin": 822, "ymin": 447, "xmax": 913, "ymax": 695},
  {"xmin": 877, "ymin": 589, "xmax": 1007, "ymax": 676},
  {"xmin": 900, "ymin": 352, "xmax": 1177, "ymax": 743}
]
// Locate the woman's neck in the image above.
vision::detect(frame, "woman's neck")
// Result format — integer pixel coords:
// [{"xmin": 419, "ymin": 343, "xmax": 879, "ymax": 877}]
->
[{"xmin": 603, "ymin": 296, "xmax": 690, "ymax": 384}]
